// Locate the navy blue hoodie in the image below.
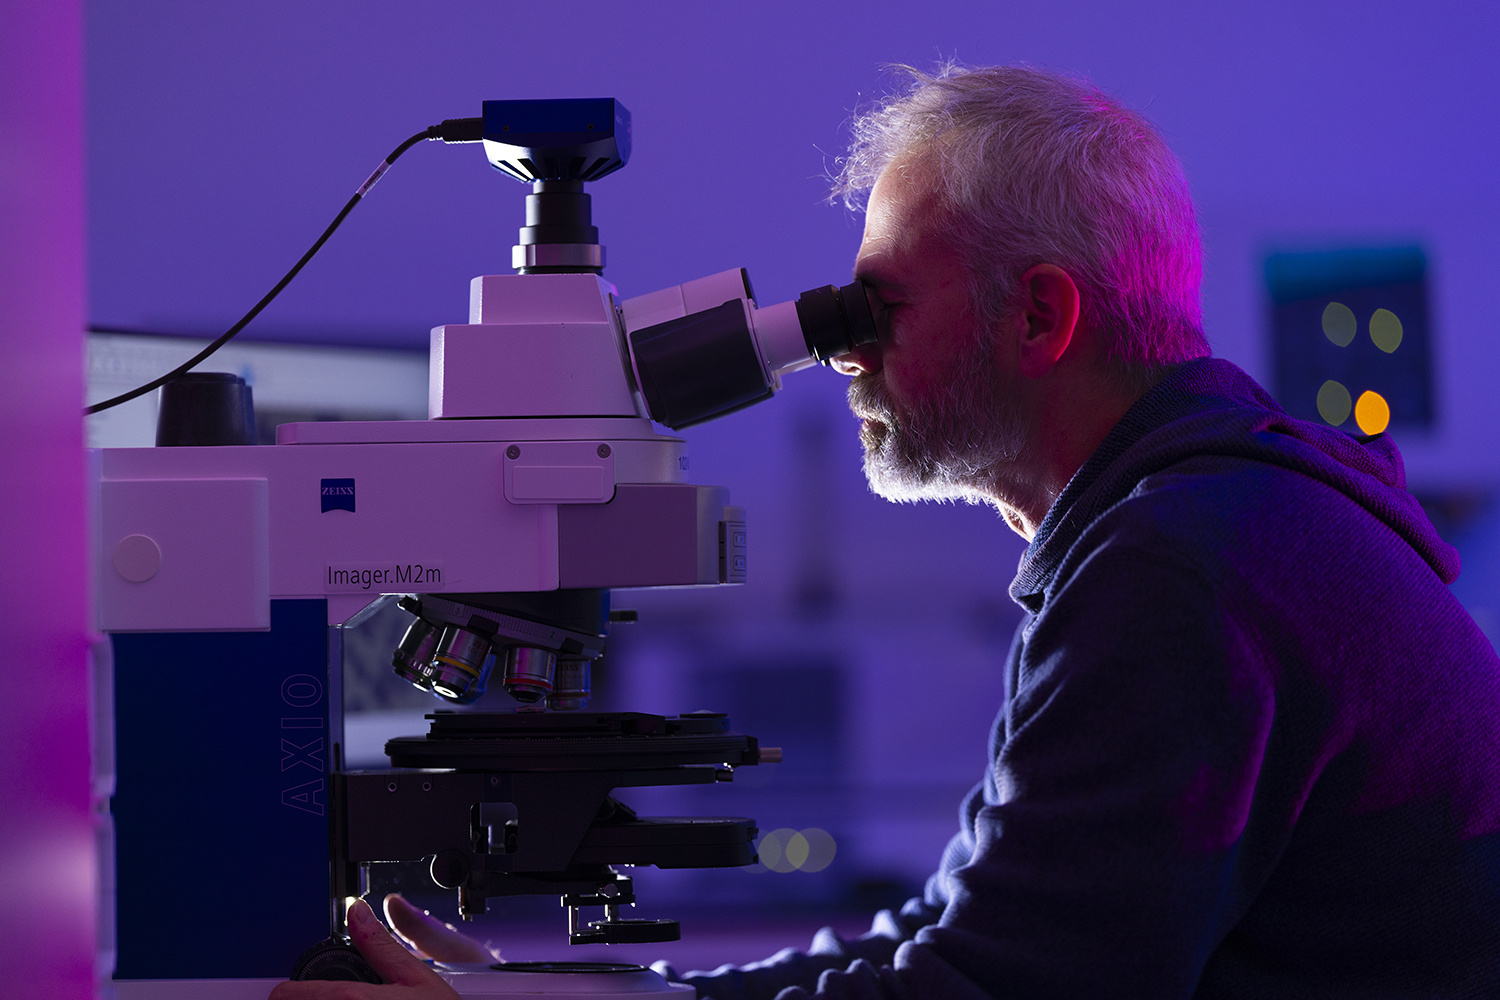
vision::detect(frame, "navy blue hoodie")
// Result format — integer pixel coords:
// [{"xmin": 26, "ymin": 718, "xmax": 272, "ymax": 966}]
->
[{"xmin": 677, "ymin": 358, "xmax": 1500, "ymax": 999}]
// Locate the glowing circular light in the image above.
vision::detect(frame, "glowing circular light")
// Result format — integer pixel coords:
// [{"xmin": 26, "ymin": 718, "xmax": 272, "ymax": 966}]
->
[
  {"xmin": 1315, "ymin": 380, "xmax": 1352, "ymax": 426},
  {"xmin": 784, "ymin": 832, "xmax": 810, "ymax": 870},
  {"xmin": 798, "ymin": 828, "xmax": 838, "ymax": 873},
  {"xmin": 1354, "ymin": 390, "xmax": 1391, "ymax": 435},
  {"xmin": 758, "ymin": 828, "xmax": 838, "ymax": 873},
  {"xmin": 1369, "ymin": 308, "xmax": 1403, "ymax": 353},
  {"xmin": 757, "ymin": 830, "xmax": 782, "ymax": 871},
  {"xmin": 761, "ymin": 828, "xmax": 799, "ymax": 873},
  {"xmin": 1321, "ymin": 302, "xmax": 1357, "ymax": 347}
]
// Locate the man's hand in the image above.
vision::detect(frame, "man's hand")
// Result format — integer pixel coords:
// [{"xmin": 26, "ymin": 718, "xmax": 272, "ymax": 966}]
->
[
  {"xmin": 383, "ymin": 893, "xmax": 500, "ymax": 964},
  {"xmin": 268, "ymin": 898, "xmax": 462, "ymax": 999}
]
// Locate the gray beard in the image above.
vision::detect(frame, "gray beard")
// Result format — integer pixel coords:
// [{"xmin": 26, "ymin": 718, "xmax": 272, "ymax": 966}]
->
[{"xmin": 846, "ymin": 334, "xmax": 1029, "ymax": 505}]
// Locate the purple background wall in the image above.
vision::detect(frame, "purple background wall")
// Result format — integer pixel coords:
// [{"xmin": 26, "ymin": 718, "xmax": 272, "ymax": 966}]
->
[
  {"xmin": 87, "ymin": 1, "xmax": 1500, "ymax": 485},
  {"xmin": 1, "ymin": 0, "xmax": 94, "ymax": 996},
  {"xmin": 83, "ymin": 0, "xmax": 1500, "ymax": 936}
]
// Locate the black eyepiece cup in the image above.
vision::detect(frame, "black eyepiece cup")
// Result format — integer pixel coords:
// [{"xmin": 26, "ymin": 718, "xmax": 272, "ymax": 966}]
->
[{"xmin": 795, "ymin": 279, "xmax": 878, "ymax": 365}]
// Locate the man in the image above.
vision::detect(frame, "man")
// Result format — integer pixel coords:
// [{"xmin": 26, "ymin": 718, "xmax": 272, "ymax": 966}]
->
[{"xmin": 274, "ymin": 65, "xmax": 1500, "ymax": 999}]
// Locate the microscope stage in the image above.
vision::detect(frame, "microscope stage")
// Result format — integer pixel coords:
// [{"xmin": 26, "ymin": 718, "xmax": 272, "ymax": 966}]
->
[{"xmin": 385, "ymin": 710, "xmax": 761, "ymax": 771}]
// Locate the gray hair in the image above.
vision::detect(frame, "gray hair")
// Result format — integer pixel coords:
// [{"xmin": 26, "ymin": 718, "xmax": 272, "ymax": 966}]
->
[{"xmin": 834, "ymin": 64, "xmax": 1209, "ymax": 383}]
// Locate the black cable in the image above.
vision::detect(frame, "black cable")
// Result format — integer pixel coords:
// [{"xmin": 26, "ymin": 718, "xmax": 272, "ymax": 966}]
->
[{"xmin": 85, "ymin": 118, "xmax": 484, "ymax": 415}]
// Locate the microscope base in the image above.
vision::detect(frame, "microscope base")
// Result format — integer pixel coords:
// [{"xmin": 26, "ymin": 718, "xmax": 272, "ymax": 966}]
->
[
  {"xmin": 112, "ymin": 982, "xmax": 282, "ymax": 1000},
  {"xmin": 440, "ymin": 962, "xmax": 692, "ymax": 996},
  {"xmin": 114, "ymin": 964, "xmax": 692, "ymax": 999}
]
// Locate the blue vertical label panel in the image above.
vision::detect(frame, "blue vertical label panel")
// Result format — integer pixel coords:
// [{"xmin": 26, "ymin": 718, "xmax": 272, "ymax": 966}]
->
[{"xmin": 112, "ymin": 599, "xmax": 332, "ymax": 979}]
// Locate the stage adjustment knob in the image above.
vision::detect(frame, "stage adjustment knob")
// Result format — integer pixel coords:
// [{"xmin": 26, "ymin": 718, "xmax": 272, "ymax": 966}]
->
[
  {"xmin": 430, "ymin": 849, "xmax": 472, "ymax": 889},
  {"xmin": 291, "ymin": 936, "xmax": 382, "ymax": 983}
]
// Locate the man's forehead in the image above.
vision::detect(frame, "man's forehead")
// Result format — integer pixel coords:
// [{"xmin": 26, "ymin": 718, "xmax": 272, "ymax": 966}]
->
[
  {"xmin": 866, "ymin": 162, "xmax": 937, "ymax": 233},
  {"xmin": 856, "ymin": 159, "xmax": 942, "ymax": 281}
]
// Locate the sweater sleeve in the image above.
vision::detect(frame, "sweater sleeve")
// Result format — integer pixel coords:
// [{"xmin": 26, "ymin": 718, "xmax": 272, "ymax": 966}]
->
[
  {"xmin": 663, "ymin": 897, "xmax": 943, "ymax": 1000},
  {"xmin": 690, "ymin": 538, "xmax": 1291, "ymax": 999},
  {"xmin": 669, "ymin": 758, "xmax": 988, "ymax": 999}
]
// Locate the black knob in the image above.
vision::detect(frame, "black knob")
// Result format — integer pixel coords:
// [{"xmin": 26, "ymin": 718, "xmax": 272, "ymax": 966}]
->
[
  {"xmin": 290, "ymin": 936, "xmax": 382, "ymax": 983},
  {"xmin": 795, "ymin": 279, "xmax": 878, "ymax": 365},
  {"xmin": 430, "ymin": 849, "xmax": 472, "ymax": 889},
  {"xmin": 155, "ymin": 372, "xmax": 256, "ymax": 446}
]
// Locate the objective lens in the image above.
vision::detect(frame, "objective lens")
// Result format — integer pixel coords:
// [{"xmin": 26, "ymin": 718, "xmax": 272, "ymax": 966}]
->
[
  {"xmin": 503, "ymin": 646, "xmax": 558, "ymax": 704},
  {"xmin": 429, "ymin": 626, "xmax": 494, "ymax": 703},
  {"xmin": 442, "ymin": 652, "xmax": 494, "ymax": 706},
  {"xmin": 548, "ymin": 659, "xmax": 592, "ymax": 711},
  {"xmin": 392, "ymin": 618, "xmax": 442, "ymax": 691}
]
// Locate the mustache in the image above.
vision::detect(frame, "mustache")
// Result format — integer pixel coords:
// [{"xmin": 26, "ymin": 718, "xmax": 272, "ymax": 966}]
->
[
  {"xmin": 847, "ymin": 371, "xmax": 896, "ymax": 423},
  {"xmin": 848, "ymin": 372, "xmax": 902, "ymax": 453}
]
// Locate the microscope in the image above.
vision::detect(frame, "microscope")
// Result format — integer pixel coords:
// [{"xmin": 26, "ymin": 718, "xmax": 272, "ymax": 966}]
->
[{"xmin": 97, "ymin": 99, "xmax": 875, "ymax": 998}]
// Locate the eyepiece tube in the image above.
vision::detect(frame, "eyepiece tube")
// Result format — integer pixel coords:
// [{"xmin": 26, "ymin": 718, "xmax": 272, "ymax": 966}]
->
[
  {"xmin": 621, "ymin": 271, "xmax": 878, "ymax": 430},
  {"xmin": 793, "ymin": 279, "xmax": 878, "ymax": 365}
]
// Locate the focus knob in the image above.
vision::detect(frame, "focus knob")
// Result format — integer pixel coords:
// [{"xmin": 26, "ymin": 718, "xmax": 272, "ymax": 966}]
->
[
  {"xmin": 430, "ymin": 849, "xmax": 472, "ymax": 889},
  {"xmin": 290, "ymin": 937, "xmax": 382, "ymax": 983}
]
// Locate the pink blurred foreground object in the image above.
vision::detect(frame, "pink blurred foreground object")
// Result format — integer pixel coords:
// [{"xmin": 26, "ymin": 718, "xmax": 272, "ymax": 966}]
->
[{"xmin": 0, "ymin": 0, "xmax": 96, "ymax": 998}]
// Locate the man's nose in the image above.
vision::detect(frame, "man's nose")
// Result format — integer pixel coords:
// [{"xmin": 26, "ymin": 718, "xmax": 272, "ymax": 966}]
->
[{"xmin": 830, "ymin": 341, "xmax": 881, "ymax": 376}]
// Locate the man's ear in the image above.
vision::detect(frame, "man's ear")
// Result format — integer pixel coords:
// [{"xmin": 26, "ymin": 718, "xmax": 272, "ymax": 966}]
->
[{"xmin": 1014, "ymin": 264, "xmax": 1082, "ymax": 379}]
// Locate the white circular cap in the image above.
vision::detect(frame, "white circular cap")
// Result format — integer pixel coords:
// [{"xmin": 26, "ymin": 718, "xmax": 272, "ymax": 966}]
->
[{"xmin": 113, "ymin": 534, "xmax": 162, "ymax": 583}]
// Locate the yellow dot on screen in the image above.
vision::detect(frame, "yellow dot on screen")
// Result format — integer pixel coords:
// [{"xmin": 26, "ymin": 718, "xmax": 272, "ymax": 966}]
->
[
  {"xmin": 1369, "ymin": 308, "xmax": 1403, "ymax": 353},
  {"xmin": 1354, "ymin": 390, "xmax": 1391, "ymax": 435},
  {"xmin": 1316, "ymin": 380, "xmax": 1352, "ymax": 426},
  {"xmin": 1321, "ymin": 302, "xmax": 1357, "ymax": 347}
]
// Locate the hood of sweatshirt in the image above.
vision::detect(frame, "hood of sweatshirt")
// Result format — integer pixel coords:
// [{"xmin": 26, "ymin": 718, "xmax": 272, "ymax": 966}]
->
[{"xmin": 1011, "ymin": 357, "xmax": 1458, "ymax": 605}]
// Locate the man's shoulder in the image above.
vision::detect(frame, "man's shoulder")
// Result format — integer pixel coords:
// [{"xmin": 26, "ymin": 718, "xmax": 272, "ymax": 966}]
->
[
  {"xmin": 1080, "ymin": 452, "xmax": 1336, "ymax": 547},
  {"xmin": 1051, "ymin": 450, "xmax": 1406, "ymax": 598}
]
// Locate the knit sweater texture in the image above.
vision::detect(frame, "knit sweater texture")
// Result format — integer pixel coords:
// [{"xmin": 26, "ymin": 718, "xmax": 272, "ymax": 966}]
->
[{"xmin": 675, "ymin": 357, "xmax": 1500, "ymax": 1000}]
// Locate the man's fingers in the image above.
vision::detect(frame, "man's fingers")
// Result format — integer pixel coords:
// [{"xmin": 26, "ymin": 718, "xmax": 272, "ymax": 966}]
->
[
  {"xmin": 345, "ymin": 898, "xmax": 455, "ymax": 989},
  {"xmin": 384, "ymin": 893, "xmax": 498, "ymax": 964},
  {"xmin": 264, "ymin": 899, "xmax": 474, "ymax": 999}
]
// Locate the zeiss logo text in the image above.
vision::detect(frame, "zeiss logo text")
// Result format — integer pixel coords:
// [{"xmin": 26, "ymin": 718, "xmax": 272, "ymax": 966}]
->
[{"xmin": 320, "ymin": 478, "xmax": 356, "ymax": 513}]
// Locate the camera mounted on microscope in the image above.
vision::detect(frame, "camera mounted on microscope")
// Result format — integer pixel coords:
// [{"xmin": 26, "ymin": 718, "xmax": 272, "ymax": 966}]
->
[
  {"xmin": 474, "ymin": 98, "xmax": 880, "ymax": 429},
  {"xmin": 479, "ymin": 97, "xmax": 630, "ymax": 274}
]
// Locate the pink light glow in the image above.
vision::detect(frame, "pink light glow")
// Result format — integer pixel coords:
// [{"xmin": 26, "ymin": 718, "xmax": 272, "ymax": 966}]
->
[{"xmin": 0, "ymin": 0, "xmax": 95, "ymax": 996}]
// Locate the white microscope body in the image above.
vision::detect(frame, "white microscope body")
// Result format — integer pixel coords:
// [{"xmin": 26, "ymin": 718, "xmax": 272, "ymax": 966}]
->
[{"xmin": 100, "ymin": 265, "xmax": 804, "ymax": 639}]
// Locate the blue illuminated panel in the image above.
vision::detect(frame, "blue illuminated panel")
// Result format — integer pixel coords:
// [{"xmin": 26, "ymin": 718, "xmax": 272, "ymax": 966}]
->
[
  {"xmin": 1266, "ymin": 247, "xmax": 1433, "ymax": 434},
  {"xmin": 112, "ymin": 599, "xmax": 334, "ymax": 979}
]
